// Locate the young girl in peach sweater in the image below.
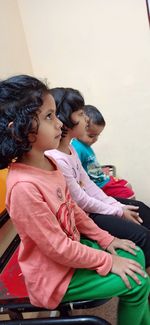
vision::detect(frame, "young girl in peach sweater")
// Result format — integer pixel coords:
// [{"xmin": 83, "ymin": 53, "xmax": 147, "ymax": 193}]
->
[{"xmin": 0, "ymin": 75, "xmax": 149, "ymax": 325}]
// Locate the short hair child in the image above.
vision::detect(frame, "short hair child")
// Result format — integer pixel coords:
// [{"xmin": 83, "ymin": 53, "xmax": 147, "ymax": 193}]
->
[
  {"xmin": 72, "ymin": 104, "xmax": 135, "ymax": 199},
  {"xmin": 47, "ymin": 87, "xmax": 150, "ymax": 274},
  {"xmin": 0, "ymin": 77, "xmax": 150, "ymax": 325},
  {"xmin": 84, "ymin": 104, "xmax": 106, "ymax": 125}
]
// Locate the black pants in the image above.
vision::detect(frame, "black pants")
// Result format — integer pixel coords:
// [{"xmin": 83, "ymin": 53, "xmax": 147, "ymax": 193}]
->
[
  {"xmin": 90, "ymin": 198, "xmax": 150, "ymax": 267},
  {"xmin": 115, "ymin": 197, "xmax": 150, "ymax": 230}
]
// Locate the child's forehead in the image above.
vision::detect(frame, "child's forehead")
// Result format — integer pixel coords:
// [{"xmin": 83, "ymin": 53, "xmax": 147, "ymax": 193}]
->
[
  {"xmin": 40, "ymin": 94, "xmax": 56, "ymax": 113},
  {"xmin": 88, "ymin": 122, "xmax": 104, "ymax": 135}
]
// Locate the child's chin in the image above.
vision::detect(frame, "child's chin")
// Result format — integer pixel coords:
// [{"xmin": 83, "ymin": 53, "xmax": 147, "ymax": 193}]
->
[
  {"xmin": 54, "ymin": 140, "xmax": 60, "ymax": 148},
  {"xmin": 46, "ymin": 142, "xmax": 59, "ymax": 151}
]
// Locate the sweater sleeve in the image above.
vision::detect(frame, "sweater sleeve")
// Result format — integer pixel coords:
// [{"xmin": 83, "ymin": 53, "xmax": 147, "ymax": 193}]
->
[
  {"xmin": 71, "ymin": 199, "xmax": 114, "ymax": 249},
  {"xmin": 8, "ymin": 182, "xmax": 112, "ymax": 276},
  {"xmin": 55, "ymin": 156, "xmax": 124, "ymax": 217},
  {"xmin": 79, "ymin": 157, "xmax": 124, "ymax": 213}
]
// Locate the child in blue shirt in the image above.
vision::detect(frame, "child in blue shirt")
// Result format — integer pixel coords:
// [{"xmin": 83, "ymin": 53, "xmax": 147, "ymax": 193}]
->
[{"xmin": 72, "ymin": 105, "xmax": 135, "ymax": 199}]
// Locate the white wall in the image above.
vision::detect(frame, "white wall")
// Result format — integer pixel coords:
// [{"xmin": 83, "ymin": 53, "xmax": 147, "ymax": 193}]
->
[
  {"xmin": 0, "ymin": 0, "xmax": 33, "ymax": 253},
  {"xmin": 0, "ymin": 0, "xmax": 33, "ymax": 78},
  {"xmin": 18, "ymin": 0, "xmax": 150, "ymax": 204}
]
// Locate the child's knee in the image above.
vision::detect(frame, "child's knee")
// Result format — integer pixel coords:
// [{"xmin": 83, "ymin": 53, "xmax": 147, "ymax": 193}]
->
[
  {"xmin": 135, "ymin": 247, "xmax": 146, "ymax": 269},
  {"xmin": 139, "ymin": 273, "xmax": 150, "ymax": 297},
  {"xmin": 126, "ymin": 182, "xmax": 132, "ymax": 189},
  {"xmin": 130, "ymin": 249, "xmax": 150, "ymax": 297},
  {"xmin": 118, "ymin": 246, "xmax": 145, "ymax": 269}
]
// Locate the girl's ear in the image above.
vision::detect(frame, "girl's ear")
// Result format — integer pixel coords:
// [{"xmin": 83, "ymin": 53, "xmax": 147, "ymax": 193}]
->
[
  {"xmin": 8, "ymin": 121, "xmax": 15, "ymax": 137},
  {"xmin": 7, "ymin": 121, "xmax": 22, "ymax": 143}
]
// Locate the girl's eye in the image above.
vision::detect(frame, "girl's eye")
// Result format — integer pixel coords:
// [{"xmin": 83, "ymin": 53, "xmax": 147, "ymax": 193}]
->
[
  {"xmin": 89, "ymin": 135, "xmax": 95, "ymax": 139},
  {"xmin": 46, "ymin": 113, "xmax": 52, "ymax": 120},
  {"xmin": 79, "ymin": 111, "xmax": 84, "ymax": 116}
]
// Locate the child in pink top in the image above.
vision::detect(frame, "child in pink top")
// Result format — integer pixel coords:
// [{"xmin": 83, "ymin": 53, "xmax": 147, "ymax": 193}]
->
[
  {"xmin": 0, "ymin": 75, "xmax": 149, "ymax": 325},
  {"xmin": 46, "ymin": 87, "xmax": 150, "ymax": 275}
]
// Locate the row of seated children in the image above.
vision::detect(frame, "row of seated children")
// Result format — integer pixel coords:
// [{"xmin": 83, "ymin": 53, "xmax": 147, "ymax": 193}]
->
[
  {"xmin": 71, "ymin": 104, "xmax": 135, "ymax": 199},
  {"xmin": 46, "ymin": 87, "xmax": 150, "ymax": 275},
  {"xmin": 0, "ymin": 75, "xmax": 150, "ymax": 325}
]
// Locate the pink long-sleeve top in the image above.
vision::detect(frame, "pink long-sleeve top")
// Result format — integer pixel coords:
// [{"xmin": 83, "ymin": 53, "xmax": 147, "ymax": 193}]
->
[
  {"xmin": 45, "ymin": 146, "xmax": 124, "ymax": 217},
  {"xmin": 6, "ymin": 159, "xmax": 114, "ymax": 309}
]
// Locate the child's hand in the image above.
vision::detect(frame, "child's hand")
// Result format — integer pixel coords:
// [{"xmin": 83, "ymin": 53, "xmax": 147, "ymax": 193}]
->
[
  {"xmin": 122, "ymin": 206, "xmax": 143, "ymax": 224},
  {"xmin": 107, "ymin": 237, "xmax": 138, "ymax": 256},
  {"xmin": 111, "ymin": 254, "xmax": 147, "ymax": 288}
]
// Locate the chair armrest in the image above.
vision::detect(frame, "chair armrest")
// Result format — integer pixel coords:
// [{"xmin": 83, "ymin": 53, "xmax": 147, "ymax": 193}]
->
[{"xmin": 101, "ymin": 165, "xmax": 116, "ymax": 177}]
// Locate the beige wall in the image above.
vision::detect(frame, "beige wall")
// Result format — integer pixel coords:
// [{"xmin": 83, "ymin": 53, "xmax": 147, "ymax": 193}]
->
[
  {"xmin": 0, "ymin": 0, "xmax": 33, "ymax": 258},
  {"xmin": 0, "ymin": 0, "xmax": 33, "ymax": 78},
  {"xmin": 16, "ymin": 0, "xmax": 150, "ymax": 204}
]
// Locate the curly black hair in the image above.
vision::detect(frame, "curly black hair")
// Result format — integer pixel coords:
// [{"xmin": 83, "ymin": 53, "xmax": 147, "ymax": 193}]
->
[
  {"xmin": 0, "ymin": 75, "xmax": 50, "ymax": 169},
  {"xmin": 50, "ymin": 87, "xmax": 85, "ymax": 129}
]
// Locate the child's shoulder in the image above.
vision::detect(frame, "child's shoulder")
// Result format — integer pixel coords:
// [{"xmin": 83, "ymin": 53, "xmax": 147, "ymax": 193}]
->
[
  {"xmin": 7, "ymin": 160, "xmax": 60, "ymax": 187},
  {"xmin": 71, "ymin": 138, "xmax": 85, "ymax": 149},
  {"xmin": 71, "ymin": 139, "xmax": 94, "ymax": 157},
  {"xmin": 71, "ymin": 138, "xmax": 89, "ymax": 153}
]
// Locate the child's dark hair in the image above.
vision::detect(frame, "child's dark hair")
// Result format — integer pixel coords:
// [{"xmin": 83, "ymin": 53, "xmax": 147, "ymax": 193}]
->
[
  {"xmin": 84, "ymin": 105, "xmax": 105, "ymax": 126},
  {"xmin": 0, "ymin": 74, "xmax": 50, "ymax": 169},
  {"xmin": 51, "ymin": 87, "xmax": 85, "ymax": 129}
]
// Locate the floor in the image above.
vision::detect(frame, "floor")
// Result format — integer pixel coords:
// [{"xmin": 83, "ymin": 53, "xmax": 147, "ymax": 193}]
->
[{"xmin": 71, "ymin": 298, "xmax": 118, "ymax": 325}]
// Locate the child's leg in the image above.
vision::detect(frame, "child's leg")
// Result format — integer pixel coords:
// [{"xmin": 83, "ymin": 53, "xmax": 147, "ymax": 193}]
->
[
  {"xmin": 102, "ymin": 177, "xmax": 135, "ymax": 199},
  {"xmin": 114, "ymin": 197, "xmax": 150, "ymax": 230},
  {"xmin": 90, "ymin": 213, "xmax": 150, "ymax": 268},
  {"xmin": 124, "ymin": 182, "xmax": 136, "ymax": 199},
  {"xmin": 63, "ymin": 240, "xmax": 150, "ymax": 325}
]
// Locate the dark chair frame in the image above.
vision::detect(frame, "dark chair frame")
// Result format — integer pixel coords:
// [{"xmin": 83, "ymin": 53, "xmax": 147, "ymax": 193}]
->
[{"xmin": 0, "ymin": 315, "xmax": 111, "ymax": 325}]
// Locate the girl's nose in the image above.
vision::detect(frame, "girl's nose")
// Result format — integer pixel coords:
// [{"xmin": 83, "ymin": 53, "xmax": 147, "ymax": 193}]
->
[{"xmin": 56, "ymin": 116, "xmax": 63, "ymax": 128}]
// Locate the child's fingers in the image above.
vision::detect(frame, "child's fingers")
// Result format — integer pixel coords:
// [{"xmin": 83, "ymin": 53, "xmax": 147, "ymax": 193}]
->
[
  {"xmin": 128, "ymin": 216, "xmax": 141, "ymax": 225},
  {"xmin": 127, "ymin": 259, "xmax": 146, "ymax": 275},
  {"xmin": 136, "ymin": 216, "xmax": 143, "ymax": 223},
  {"xmin": 119, "ymin": 262, "xmax": 147, "ymax": 288},
  {"xmin": 126, "ymin": 205, "xmax": 139, "ymax": 211},
  {"xmin": 120, "ymin": 273, "xmax": 131, "ymax": 289},
  {"xmin": 108, "ymin": 247, "xmax": 117, "ymax": 255},
  {"xmin": 131, "ymin": 212, "xmax": 143, "ymax": 223},
  {"xmin": 124, "ymin": 240, "xmax": 137, "ymax": 249},
  {"xmin": 127, "ymin": 263, "xmax": 148, "ymax": 281},
  {"xmin": 121, "ymin": 242, "xmax": 139, "ymax": 256},
  {"xmin": 126, "ymin": 270, "xmax": 141, "ymax": 286},
  {"xmin": 107, "ymin": 238, "xmax": 138, "ymax": 255},
  {"xmin": 120, "ymin": 244, "xmax": 137, "ymax": 256},
  {"xmin": 113, "ymin": 240, "xmax": 137, "ymax": 255}
]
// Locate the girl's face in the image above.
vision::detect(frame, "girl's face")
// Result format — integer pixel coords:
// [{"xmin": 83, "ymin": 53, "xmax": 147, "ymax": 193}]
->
[
  {"xmin": 70, "ymin": 109, "xmax": 89, "ymax": 139},
  {"xmin": 79, "ymin": 121, "xmax": 105, "ymax": 146},
  {"xmin": 31, "ymin": 94, "xmax": 62, "ymax": 152}
]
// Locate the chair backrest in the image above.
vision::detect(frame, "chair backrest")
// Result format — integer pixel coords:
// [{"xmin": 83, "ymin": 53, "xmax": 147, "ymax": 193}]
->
[
  {"xmin": 0, "ymin": 168, "xmax": 8, "ymax": 215},
  {"xmin": 0, "ymin": 167, "xmax": 18, "ymax": 270}
]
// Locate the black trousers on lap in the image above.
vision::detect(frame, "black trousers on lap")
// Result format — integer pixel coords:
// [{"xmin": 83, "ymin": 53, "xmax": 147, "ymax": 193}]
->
[
  {"xmin": 90, "ymin": 198, "xmax": 150, "ymax": 267},
  {"xmin": 114, "ymin": 197, "xmax": 150, "ymax": 230}
]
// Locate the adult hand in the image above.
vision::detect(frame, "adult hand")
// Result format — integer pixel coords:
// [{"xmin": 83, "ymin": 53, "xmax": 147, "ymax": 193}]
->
[
  {"xmin": 122, "ymin": 205, "xmax": 143, "ymax": 224},
  {"xmin": 111, "ymin": 254, "xmax": 147, "ymax": 288},
  {"xmin": 107, "ymin": 237, "xmax": 139, "ymax": 256}
]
